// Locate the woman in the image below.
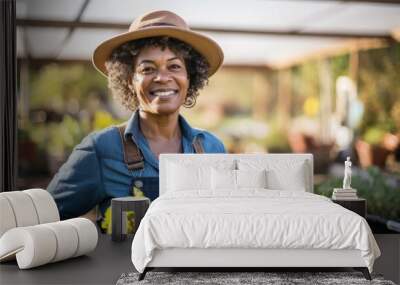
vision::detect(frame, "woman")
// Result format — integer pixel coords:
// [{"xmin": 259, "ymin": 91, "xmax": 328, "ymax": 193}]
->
[{"xmin": 47, "ymin": 10, "xmax": 226, "ymax": 220}]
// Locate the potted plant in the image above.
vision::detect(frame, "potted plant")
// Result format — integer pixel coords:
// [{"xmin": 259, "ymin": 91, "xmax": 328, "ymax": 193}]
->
[{"xmin": 355, "ymin": 126, "xmax": 391, "ymax": 169}]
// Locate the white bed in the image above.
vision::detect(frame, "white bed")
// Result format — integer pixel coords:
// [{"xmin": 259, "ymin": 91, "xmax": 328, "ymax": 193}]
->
[{"xmin": 131, "ymin": 154, "xmax": 380, "ymax": 280}]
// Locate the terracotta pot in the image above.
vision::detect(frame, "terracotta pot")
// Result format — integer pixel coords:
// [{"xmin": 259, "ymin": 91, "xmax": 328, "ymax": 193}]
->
[
  {"xmin": 288, "ymin": 132, "xmax": 335, "ymax": 173},
  {"xmin": 355, "ymin": 139, "xmax": 390, "ymax": 168},
  {"xmin": 382, "ymin": 133, "xmax": 399, "ymax": 152},
  {"xmin": 288, "ymin": 132, "xmax": 308, "ymax": 153}
]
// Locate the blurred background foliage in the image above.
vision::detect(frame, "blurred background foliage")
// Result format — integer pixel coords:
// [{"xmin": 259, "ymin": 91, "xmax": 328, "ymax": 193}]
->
[
  {"xmin": 358, "ymin": 45, "xmax": 400, "ymax": 140},
  {"xmin": 315, "ymin": 166, "xmax": 400, "ymax": 220},
  {"xmin": 18, "ymin": 43, "xmax": 400, "ymax": 222}
]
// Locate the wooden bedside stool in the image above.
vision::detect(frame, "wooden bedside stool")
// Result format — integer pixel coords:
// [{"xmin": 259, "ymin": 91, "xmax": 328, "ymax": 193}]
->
[{"xmin": 332, "ymin": 198, "xmax": 366, "ymax": 218}]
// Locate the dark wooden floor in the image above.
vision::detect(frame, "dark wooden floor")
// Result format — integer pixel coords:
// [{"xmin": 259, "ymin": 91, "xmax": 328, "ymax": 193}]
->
[{"xmin": 0, "ymin": 234, "xmax": 134, "ymax": 285}]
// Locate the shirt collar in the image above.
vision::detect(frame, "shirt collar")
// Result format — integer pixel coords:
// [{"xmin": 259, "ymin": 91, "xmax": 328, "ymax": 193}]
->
[
  {"xmin": 124, "ymin": 111, "xmax": 205, "ymax": 170},
  {"xmin": 124, "ymin": 110, "xmax": 204, "ymax": 144}
]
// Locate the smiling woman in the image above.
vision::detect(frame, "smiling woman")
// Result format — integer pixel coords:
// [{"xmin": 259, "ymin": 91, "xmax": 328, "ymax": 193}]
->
[
  {"xmin": 133, "ymin": 46, "xmax": 192, "ymax": 115},
  {"xmin": 106, "ymin": 37, "xmax": 209, "ymax": 111},
  {"xmin": 47, "ymin": 10, "xmax": 226, "ymax": 221}
]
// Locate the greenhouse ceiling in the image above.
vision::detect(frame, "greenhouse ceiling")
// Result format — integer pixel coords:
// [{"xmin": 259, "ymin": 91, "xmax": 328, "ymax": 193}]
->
[{"xmin": 16, "ymin": 0, "xmax": 400, "ymax": 69}]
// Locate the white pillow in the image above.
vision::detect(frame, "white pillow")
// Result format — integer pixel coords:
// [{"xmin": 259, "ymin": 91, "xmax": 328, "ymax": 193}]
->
[
  {"xmin": 211, "ymin": 168, "xmax": 236, "ymax": 190},
  {"xmin": 236, "ymin": 169, "xmax": 267, "ymax": 189},
  {"xmin": 266, "ymin": 166, "xmax": 306, "ymax": 191},
  {"xmin": 167, "ymin": 163, "xmax": 211, "ymax": 191},
  {"xmin": 238, "ymin": 159, "xmax": 309, "ymax": 191}
]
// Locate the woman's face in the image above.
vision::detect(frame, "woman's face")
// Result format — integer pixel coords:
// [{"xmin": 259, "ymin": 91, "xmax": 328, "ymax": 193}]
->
[{"xmin": 131, "ymin": 46, "xmax": 189, "ymax": 115}]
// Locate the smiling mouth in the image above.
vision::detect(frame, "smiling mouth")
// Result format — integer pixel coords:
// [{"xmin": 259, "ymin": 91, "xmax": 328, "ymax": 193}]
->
[{"xmin": 149, "ymin": 89, "xmax": 178, "ymax": 98}]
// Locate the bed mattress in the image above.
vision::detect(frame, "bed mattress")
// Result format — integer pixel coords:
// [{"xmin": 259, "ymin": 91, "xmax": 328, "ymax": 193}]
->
[{"xmin": 131, "ymin": 190, "xmax": 380, "ymax": 273}]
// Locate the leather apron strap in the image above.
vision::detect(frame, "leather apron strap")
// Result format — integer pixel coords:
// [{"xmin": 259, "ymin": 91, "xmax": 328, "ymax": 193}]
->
[
  {"xmin": 192, "ymin": 136, "xmax": 204, "ymax": 154},
  {"xmin": 117, "ymin": 125, "xmax": 145, "ymax": 171},
  {"xmin": 118, "ymin": 124, "xmax": 204, "ymax": 170}
]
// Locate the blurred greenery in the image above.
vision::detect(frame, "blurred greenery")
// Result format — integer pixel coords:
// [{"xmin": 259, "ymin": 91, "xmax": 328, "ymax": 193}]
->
[
  {"xmin": 289, "ymin": 43, "xmax": 400, "ymax": 154},
  {"xmin": 315, "ymin": 166, "xmax": 400, "ymax": 220},
  {"xmin": 30, "ymin": 64, "xmax": 107, "ymax": 112},
  {"xmin": 330, "ymin": 54, "xmax": 350, "ymax": 79},
  {"xmin": 358, "ymin": 44, "xmax": 400, "ymax": 137},
  {"xmin": 27, "ymin": 115, "xmax": 89, "ymax": 157},
  {"xmin": 18, "ymin": 43, "xmax": 400, "ymax": 190},
  {"xmin": 263, "ymin": 120, "xmax": 291, "ymax": 152},
  {"xmin": 19, "ymin": 64, "xmax": 123, "ymax": 175},
  {"xmin": 93, "ymin": 110, "xmax": 123, "ymax": 131},
  {"xmin": 362, "ymin": 126, "xmax": 389, "ymax": 146},
  {"xmin": 392, "ymin": 101, "xmax": 400, "ymax": 131},
  {"xmin": 291, "ymin": 62, "xmax": 319, "ymax": 118}
]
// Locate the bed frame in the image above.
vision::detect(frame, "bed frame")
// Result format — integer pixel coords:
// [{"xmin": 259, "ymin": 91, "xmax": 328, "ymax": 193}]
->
[
  {"xmin": 141, "ymin": 248, "xmax": 370, "ymax": 280},
  {"xmin": 138, "ymin": 154, "xmax": 371, "ymax": 280}
]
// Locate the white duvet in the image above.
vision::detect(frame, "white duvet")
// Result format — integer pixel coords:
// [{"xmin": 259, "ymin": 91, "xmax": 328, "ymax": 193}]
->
[{"xmin": 131, "ymin": 190, "xmax": 380, "ymax": 273}]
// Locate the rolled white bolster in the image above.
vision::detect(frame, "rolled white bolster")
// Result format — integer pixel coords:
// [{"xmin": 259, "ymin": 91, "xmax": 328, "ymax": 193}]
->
[
  {"xmin": 24, "ymin": 189, "xmax": 60, "ymax": 224},
  {"xmin": 0, "ymin": 226, "xmax": 57, "ymax": 269},
  {"xmin": 0, "ymin": 218, "xmax": 98, "ymax": 269},
  {"xmin": 65, "ymin": 218, "xmax": 98, "ymax": 257},
  {"xmin": 42, "ymin": 221, "xmax": 79, "ymax": 263},
  {"xmin": 1, "ymin": 191, "xmax": 39, "ymax": 227},
  {"xmin": 0, "ymin": 196, "xmax": 17, "ymax": 237}
]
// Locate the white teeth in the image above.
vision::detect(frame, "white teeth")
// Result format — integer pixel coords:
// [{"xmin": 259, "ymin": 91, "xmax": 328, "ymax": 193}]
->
[{"xmin": 152, "ymin": 90, "xmax": 176, "ymax": 97}]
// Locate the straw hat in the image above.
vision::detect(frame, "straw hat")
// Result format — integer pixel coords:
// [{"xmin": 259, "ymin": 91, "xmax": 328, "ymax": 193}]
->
[{"xmin": 92, "ymin": 10, "xmax": 224, "ymax": 77}]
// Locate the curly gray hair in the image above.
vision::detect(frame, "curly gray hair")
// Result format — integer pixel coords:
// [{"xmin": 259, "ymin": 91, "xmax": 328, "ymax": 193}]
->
[{"xmin": 105, "ymin": 36, "xmax": 210, "ymax": 111}]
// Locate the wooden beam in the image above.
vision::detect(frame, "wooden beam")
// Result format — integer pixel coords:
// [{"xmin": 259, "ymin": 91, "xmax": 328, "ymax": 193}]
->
[
  {"xmin": 16, "ymin": 18, "xmax": 394, "ymax": 40},
  {"xmin": 16, "ymin": 19, "xmax": 127, "ymax": 30},
  {"xmin": 318, "ymin": 59, "xmax": 333, "ymax": 144},
  {"xmin": 18, "ymin": 58, "xmax": 92, "ymax": 66},
  {"xmin": 270, "ymin": 38, "xmax": 389, "ymax": 69},
  {"xmin": 277, "ymin": 69, "xmax": 292, "ymax": 130},
  {"xmin": 16, "ymin": 37, "xmax": 392, "ymax": 70},
  {"xmin": 196, "ymin": 27, "xmax": 393, "ymax": 40},
  {"xmin": 17, "ymin": 58, "xmax": 274, "ymax": 71},
  {"xmin": 16, "ymin": 37, "xmax": 388, "ymax": 69},
  {"xmin": 221, "ymin": 64, "xmax": 272, "ymax": 72}
]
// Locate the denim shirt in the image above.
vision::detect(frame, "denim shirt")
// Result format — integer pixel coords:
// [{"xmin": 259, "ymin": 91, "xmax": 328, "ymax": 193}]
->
[{"xmin": 47, "ymin": 111, "xmax": 226, "ymax": 219}]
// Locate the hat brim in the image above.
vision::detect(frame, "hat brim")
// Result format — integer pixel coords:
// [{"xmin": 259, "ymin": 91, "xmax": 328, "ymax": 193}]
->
[{"xmin": 92, "ymin": 26, "xmax": 224, "ymax": 77}]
